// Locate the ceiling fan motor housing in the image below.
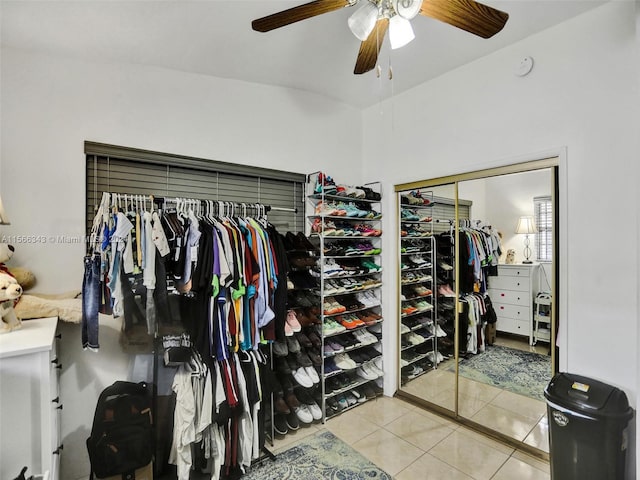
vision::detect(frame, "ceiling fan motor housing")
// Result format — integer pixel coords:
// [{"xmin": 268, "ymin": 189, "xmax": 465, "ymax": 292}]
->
[{"xmin": 392, "ymin": 0, "xmax": 422, "ymax": 19}]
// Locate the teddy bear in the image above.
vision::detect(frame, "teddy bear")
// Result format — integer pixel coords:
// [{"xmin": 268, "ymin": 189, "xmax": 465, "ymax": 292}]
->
[
  {"xmin": 505, "ymin": 249, "xmax": 516, "ymax": 264},
  {"xmin": 0, "ymin": 271, "xmax": 23, "ymax": 333},
  {"xmin": 0, "ymin": 243, "xmax": 36, "ymax": 291}
]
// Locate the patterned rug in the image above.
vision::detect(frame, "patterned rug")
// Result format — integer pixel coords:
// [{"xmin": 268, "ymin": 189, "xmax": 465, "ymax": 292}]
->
[
  {"xmin": 453, "ymin": 344, "xmax": 552, "ymax": 401},
  {"xmin": 242, "ymin": 430, "xmax": 392, "ymax": 480}
]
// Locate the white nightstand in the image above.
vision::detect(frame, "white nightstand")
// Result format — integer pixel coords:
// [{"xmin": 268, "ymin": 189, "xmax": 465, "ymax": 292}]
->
[{"xmin": 0, "ymin": 317, "xmax": 61, "ymax": 480}]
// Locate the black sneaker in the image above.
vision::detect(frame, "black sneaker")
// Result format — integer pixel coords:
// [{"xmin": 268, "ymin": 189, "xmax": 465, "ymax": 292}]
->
[
  {"xmin": 276, "ymin": 357, "xmax": 291, "ymax": 375},
  {"xmin": 274, "ymin": 413, "xmax": 288, "ymax": 435},
  {"xmin": 286, "ymin": 411, "xmax": 300, "ymax": 431},
  {"xmin": 273, "ymin": 340, "xmax": 288, "ymax": 357}
]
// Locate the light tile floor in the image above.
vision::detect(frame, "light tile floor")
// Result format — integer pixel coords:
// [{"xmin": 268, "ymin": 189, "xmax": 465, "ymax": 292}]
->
[{"xmin": 270, "ymin": 396, "xmax": 550, "ymax": 479}]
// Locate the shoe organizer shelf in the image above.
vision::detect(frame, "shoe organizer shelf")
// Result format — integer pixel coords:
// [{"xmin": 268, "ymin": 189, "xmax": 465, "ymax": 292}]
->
[
  {"xmin": 398, "ymin": 191, "xmax": 442, "ymax": 385},
  {"xmin": 306, "ymin": 172, "xmax": 385, "ymax": 420}
]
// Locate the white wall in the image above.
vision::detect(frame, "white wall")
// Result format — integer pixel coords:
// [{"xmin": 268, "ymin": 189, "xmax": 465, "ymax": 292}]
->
[
  {"xmin": 0, "ymin": 48, "xmax": 362, "ymax": 479},
  {"xmin": 363, "ymin": 0, "xmax": 638, "ymax": 468},
  {"xmin": 0, "ymin": 48, "xmax": 363, "ymax": 294}
]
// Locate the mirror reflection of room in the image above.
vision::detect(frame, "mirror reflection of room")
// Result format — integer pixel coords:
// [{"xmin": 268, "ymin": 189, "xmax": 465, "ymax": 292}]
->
[
  {"xmin": 399, "ymin": 183, "xmax": 457, "ymax": 413},
  {"xmin": 456, "ymin": 169, "xmax": 553, "ymax": 452}
]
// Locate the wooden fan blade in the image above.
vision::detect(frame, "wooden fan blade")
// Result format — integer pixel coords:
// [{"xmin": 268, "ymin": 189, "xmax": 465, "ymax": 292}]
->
[
  {"xmin": 354, "ymin": 18, "xmax": 389, "ymax": 75},
  {"xmin": 420, "ymin": 0, "xmax": 508, "ymax": 38},
  {"xmin": 252, "ymin": 0, "xmax": 352, "ymax": 32}
]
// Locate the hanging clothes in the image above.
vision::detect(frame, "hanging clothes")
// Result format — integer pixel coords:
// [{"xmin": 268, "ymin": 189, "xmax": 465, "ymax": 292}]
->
[{"xmin": 85, "ymin": 194, "xmax": 286, "ymax": 479}]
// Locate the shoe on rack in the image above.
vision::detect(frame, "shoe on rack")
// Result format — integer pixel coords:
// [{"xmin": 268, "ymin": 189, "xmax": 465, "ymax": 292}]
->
[
  {"xmin": 296, "ymin": 332, "xmax": 313, "ymax": 349},
  {"xmin": 296, "ymin": 351, "xmax": 313, "ymax": 368},
  {"xmin": 356, "ymin": 364, "xmax": 378, "ymax": 380},
  {"xmin": 285, "ymin": 391, "xmax": 300, "ymax": 409},
  {"xmin": 367, "ymin": 361, "xmax": 384, "ymax": 378},
  {"xmin": 293, "ymin": 367, "xmax": 314, "ymax": 388},
  {"xmin": 304, "ymin": 365, "xmax": 320, "ymax": 384},
  {"xmin": 286, "ymin": 410, "xmax": 300, "ymax": 431},
  {"xmin": 307, "ymin": 401, "xmax": 323, "ymax": 421},
  {"xmin": 345, "ymin": 392, "xmax": 358, "ymax": 406},
  {"xmin": 274, "ymin": 413, "xmax": 289, "ymax": 435},
  {"xmin": 274, "ymin": 395, "xmax": 291, "ymax": 415},
  {"xmin": 295, "ymin": 404, "xmax": 314, "ymax": 424},
  {"xmin": 334, "ymin": 353, "xmax": 357, "ymax": 370},
  {"xmin": 286, "ymin": 336, "xmax": 301, "ymax": 354},
  {"xmin": 273, "ymin": 340, "xmax": 288, "ymax": 357}
]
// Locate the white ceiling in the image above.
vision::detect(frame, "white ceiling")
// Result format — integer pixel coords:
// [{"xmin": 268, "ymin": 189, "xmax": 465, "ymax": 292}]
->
[{"xmin": 0, "ymin": 0, "xmax": 605, "ymax": 108}]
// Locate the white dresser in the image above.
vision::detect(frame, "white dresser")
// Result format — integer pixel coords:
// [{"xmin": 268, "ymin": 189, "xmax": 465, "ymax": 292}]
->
[
  {"xmin": 0, "ymin": 317, "xmax": 61, "ymax": 480},
  {"xmin": 486, "ymin": 265, "xmax": 538, "ymax": 344}
]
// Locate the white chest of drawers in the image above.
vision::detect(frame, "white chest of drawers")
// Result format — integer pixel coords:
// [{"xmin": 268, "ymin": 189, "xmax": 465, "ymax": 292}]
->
[
  {"xmin": 0, "ymin": 317, "xmax": 61, "ymax": 480},
  {"xmin": 486, "ymin": 265, "xmax": 538, "ymax": 344}
]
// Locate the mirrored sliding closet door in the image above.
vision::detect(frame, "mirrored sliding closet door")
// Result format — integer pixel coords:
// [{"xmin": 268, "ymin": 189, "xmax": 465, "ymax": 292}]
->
[{"xmin": 395, "ymin": 158, "xmax": 559, "ymax": 458}]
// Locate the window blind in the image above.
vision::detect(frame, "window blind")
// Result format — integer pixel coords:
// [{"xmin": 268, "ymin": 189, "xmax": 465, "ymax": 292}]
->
[
  {"xmin": 427, "ymin": 196, "xmax": 471, "ymax": 234},
  {"xmin": 85, "ymin": 142, "xmax": 305, "ymax": 235},
  {"xmin": 534, "ymin": 195, "xmax": 552, "ymax": 262}
]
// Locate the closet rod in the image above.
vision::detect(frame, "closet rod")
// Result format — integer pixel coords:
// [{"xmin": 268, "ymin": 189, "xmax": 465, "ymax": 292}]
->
[{"xmin": 108, "ymin": 193, "xmax": 298, "ymax": 214}]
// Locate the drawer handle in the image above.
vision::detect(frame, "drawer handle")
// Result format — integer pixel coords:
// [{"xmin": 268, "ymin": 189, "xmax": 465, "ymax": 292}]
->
[
  {"xmin": 517, "ymin": 297, "xmax": 521, "ymax": 301},
  {"xmin": 52, "ymin": 396, "xmax": 60, "ymax": 404},
  {"xmin": 51, "ymin": 358, "xmax": 59, "ymax": 365},
  {"xmin": 53, "ymin": 444, "xmax": 64, "ymax": 455},
  {"xmin": 517, "ymin": 282, "xmax": 520, "ymax": 286},
  {"xmin": 56, "ymin": 404, "xmax": 64, "ymax": 410},
  {"xmin": 55, "ymin": 364, "xmax": 62, "ymax": 370},
  {"xmin": 500, "ymin": 306, "xmax": 504, "ymax": 310},
  {"xmin": 55, "ymin": 333, "xmax": 62, "ymax": 340},
  {"xmin": 501, "ymin": 293, "xmax": 505, "ymax": 297}
]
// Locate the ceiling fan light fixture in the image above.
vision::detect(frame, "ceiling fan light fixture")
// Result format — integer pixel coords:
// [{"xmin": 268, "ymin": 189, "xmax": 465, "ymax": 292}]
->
[
  {"xmin": 389, "ymin": 15, "xmax": 415, "ymax": 49},
  {"xmin": 348, "ymin": 1, "xmax": 379, "ymax": 41}
]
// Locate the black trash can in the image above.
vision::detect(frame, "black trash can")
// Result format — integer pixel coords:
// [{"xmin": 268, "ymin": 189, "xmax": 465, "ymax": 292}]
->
[{"xmin": 544, "ymin": 372, "xmax": 634, "ymax": 480}]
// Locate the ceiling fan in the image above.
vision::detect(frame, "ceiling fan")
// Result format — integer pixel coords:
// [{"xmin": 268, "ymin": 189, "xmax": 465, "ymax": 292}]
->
[{"xmin": 252, "ymin": 0, "xmax": 509, "ymax": 75}]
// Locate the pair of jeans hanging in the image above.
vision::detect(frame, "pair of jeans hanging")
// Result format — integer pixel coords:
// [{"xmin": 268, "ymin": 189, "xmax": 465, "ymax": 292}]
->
[{"xmin": 82, "ymin": 253, "xmax": 101, "ymax": 351}]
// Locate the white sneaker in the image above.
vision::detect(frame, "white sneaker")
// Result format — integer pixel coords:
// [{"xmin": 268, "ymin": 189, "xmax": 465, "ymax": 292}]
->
[
  {"xmin": 374, "ymin": 356, "xmax": 383, "ymax": 371},
  {"xmin": 400, "ymin": 323, "xmax": 410, "ymax": 334},
  {"xmin": 295, "ymin": 405, "xmax": 314, "ymax": 424},
  {"xmin": 372, "ymin": 342, "xmax": 383, "ymax": 353},
  {"xmin": 293, "ymin": 367, "xmax": 314, "ymax": 388},
  {"xmin": 426, "ymin": 351, "xmax": 441, "ymax": 365},
  {"xmin": 307, "ymin": 402, "xmax": 323, "ymax": 420},
  {"xmin": 334, "ymin": 353, "xmax": 357, "ymax": 370},
  {"xmin": 367, "ymin": 361, "xmax": 384, "ymax": 377},
  {"xmin": 304, "ymin": 366, "xmax": 320, "ymax": 384},
  {"xmin": 356, "ymin": 365, "xmax": 378, "ymax": 380},
  {"xmin": 436, "ymin": 325, "xmax": 447, "ymax": 337},
  {"xmin": 356, "ymin": 292, "xmax": 372, "ymax": 307}
]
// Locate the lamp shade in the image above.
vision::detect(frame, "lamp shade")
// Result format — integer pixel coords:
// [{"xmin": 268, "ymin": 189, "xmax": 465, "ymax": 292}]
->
[
  {"xmin": 0, "ymin": 196, "xmax": 10, "ymax": 225},
  {"xmin": 389, "ymin": 15, "xmax": 415, "ymax": 49},
  {"xmin": 348, "ymin": 1, "xmax": 379, "ymax": 41},
  {"xmin": 515, "ymin": 216, "xmax": 537, "ymax": 234}
]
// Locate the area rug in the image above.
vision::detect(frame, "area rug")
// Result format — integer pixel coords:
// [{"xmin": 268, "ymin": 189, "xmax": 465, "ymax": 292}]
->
[
  {"xmin": 451, "ymin": 344, "xmax": 552, "ymax": 401},
  {"xmin": 242, "ymin": 430, "xmax": 392, "ymax": 480}
]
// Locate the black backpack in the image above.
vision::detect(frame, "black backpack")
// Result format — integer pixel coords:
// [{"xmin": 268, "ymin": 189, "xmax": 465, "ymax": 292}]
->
[{"xmin": 86, "ymin": 381, "xmax": 154, "ymax": 479}]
